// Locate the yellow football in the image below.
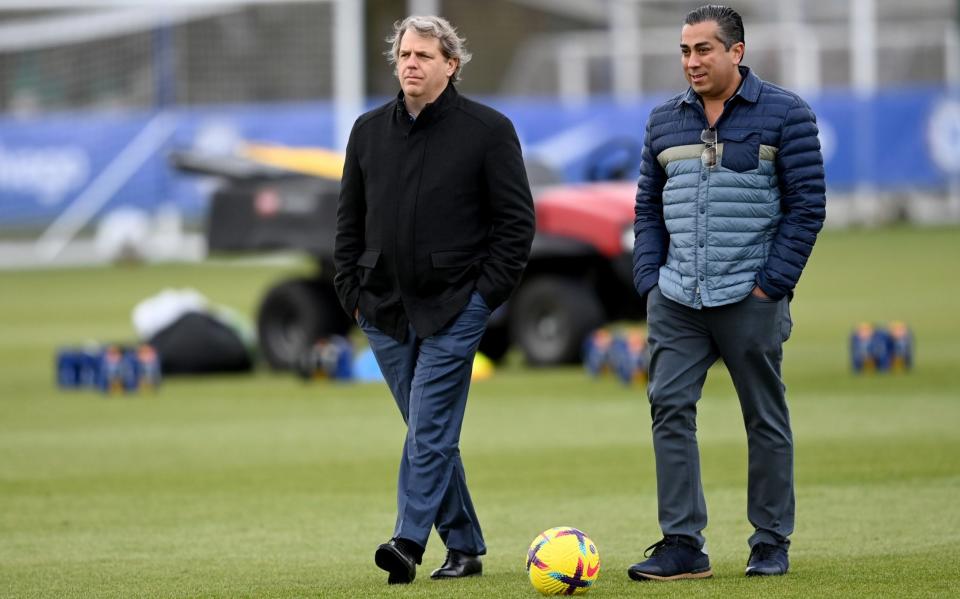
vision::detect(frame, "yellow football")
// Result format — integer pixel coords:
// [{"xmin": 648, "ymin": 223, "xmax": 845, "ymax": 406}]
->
[{"xmin": 526, "ymin": 527, "xmax": 600, "ymax": 595}]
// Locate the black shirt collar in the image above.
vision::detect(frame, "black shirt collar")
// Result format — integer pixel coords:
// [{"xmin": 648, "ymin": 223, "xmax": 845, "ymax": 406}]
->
[{"xmin": 395, "ymin": 82, "xmax": 458, "ymax": 126}]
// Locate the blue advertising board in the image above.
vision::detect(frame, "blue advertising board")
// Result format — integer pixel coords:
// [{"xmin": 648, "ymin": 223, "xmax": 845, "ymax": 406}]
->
[{"xmin": 1, "ymin": 87, "xmax": 959, "ymax": 232}]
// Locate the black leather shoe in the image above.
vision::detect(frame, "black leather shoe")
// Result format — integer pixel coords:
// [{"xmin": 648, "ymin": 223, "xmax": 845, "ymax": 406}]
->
[
  {"xmin": 430, "ymin": 549, "xmax": 483, "ymax": 579},
  {"xmin": 375, "ymin": 539, "xmax": 417, "ymax": 584}
]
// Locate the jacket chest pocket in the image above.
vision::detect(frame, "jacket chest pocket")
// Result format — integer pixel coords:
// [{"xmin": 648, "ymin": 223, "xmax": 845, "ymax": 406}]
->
[{"xmin": 721, "ymin": 130, "xmax": 760, "ymax": 172}]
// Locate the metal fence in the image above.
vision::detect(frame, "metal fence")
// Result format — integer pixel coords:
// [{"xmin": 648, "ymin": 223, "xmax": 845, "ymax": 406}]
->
[{"xmin": 0, "ymin": 3, "xmax": 335, "ymax": 114}]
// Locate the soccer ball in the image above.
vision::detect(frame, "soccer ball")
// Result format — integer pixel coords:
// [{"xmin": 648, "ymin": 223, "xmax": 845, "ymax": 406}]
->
[{"xmin": 526, "ymin": 527, "xmax": 600, "ymax": 595}]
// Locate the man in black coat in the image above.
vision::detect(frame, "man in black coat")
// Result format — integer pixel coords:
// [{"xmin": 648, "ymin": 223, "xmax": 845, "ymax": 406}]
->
[{"xmin": 334, "ymin": 15, "xmax": 535, "ymax": 585}]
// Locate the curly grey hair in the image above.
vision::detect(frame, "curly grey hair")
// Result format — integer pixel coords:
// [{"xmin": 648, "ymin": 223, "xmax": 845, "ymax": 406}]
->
[{"xmin": 385, "ymin": 15, "xmax": 472, "ymax": 83}]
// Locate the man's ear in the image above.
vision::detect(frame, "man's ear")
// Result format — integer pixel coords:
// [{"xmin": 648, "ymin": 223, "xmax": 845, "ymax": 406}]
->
[{"xmin": 732, "ymin": 42, "xmax": 745, "ymax": 65}]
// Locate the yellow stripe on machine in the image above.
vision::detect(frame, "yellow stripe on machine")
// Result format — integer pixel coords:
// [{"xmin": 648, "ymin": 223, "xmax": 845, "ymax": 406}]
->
[{"xmin": 240, "ymin": 143, "xmax": 345, "ymax": 180}]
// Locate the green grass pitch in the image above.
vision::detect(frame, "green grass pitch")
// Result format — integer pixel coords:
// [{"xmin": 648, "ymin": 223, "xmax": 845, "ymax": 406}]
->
[{"xmin": 1, "ymin": 226, "xmax": 958, "ymax": 598}]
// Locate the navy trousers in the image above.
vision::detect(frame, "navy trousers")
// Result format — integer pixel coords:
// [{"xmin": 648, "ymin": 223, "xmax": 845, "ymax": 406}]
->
[
  {"xmin": 646, "ymin": 286, "xmax": 795, "ymax": 550},
  {"xmin": 359, "ymin": 290, "xmax": 489, "ymax": 555}
]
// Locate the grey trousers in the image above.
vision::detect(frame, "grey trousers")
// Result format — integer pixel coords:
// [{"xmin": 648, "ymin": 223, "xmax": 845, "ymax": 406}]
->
[{"xmin": 645, "ymin": 285, "xmax": 795, "ymax": 550}]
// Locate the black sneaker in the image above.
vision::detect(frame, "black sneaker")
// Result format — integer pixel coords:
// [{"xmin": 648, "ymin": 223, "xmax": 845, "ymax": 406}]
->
[
  {"xmin": 745, "ymin": 542, "xmax": 789, "ymax": 576},
  {"xmin": 627, "ymin": 536, "xmax": 713, "ymax": 581}
]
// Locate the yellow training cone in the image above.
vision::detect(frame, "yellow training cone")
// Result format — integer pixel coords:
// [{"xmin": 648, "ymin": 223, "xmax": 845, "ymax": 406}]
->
[{"xmin": 472, "ymin": 352, "xmax": 495, "ymax": 381}]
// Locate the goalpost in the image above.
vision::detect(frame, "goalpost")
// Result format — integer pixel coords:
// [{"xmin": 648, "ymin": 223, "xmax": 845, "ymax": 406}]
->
[
  {"xmin": 0, "ymin": 1, "xmax": 361, "ymax": 128},
  {"xmin": 0, "ymin": 1, "xmax": 364, "ymax": 262}
]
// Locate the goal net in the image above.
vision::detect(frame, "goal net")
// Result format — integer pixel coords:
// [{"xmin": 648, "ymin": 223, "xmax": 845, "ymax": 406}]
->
[{"xmin": 0, "ymin": 2, "xmax": 336, "ymax": 114}]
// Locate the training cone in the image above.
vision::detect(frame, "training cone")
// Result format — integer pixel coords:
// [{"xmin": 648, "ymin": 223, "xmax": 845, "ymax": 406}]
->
[{"xmin": 472, "ymin": 352, "xmax": 495, "ymax": 381}]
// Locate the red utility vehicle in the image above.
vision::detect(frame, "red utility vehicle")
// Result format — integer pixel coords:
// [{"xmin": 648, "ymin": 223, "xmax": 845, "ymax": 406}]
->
[{"xmin": 173, "ymin": 147, "xmax": 644, "ymax": 368}]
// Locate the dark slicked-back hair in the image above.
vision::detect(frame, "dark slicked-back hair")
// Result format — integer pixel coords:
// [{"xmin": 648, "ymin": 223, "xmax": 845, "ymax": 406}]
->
[{"xmin": 684, "ymin": 5, "xmax": 744, "ymax": 49}]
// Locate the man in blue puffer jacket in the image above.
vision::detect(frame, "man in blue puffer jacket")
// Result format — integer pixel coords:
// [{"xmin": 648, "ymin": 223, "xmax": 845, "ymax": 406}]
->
[{"xmin": 628, "ymin": 5, "xmax": 825, "ymax": 582}]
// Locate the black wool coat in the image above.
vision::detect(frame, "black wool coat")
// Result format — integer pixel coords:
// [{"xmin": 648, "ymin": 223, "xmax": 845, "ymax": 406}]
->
[{"xmin": 334, "ymin": 84, "xmax": 535, "ymax": 342}]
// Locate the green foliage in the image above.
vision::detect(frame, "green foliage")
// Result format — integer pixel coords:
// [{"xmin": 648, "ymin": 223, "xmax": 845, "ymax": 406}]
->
[{"xmin": 1, "ymin": 227, "xmax": 958, "ymax": 598}]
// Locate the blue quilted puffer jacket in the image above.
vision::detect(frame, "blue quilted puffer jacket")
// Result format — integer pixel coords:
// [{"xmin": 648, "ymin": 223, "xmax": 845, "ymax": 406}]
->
[{"xmin": 633, "ymin": 67, "xmax": 826, "ymax": 308}]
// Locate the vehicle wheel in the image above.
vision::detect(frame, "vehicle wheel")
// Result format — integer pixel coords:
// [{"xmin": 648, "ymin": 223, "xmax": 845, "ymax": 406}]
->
[
  {"xmin": 509, "ymin": 276, "xmax": 605, "ymax": 366},
  {"xmin": 257, "ymin": 278, "xmax": 351, "ymax": 370}
]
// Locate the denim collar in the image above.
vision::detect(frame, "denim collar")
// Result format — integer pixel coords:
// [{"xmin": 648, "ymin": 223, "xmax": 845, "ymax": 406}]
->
[{"xmin": 676, "ymin": 66, "xmax": 760, "ymax": 108}]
